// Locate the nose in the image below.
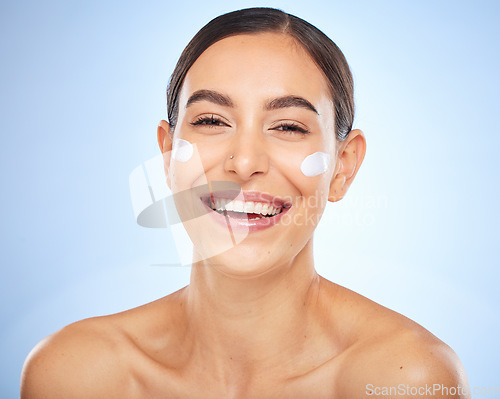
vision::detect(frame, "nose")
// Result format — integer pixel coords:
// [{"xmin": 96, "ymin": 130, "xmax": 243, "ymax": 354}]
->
[{"xmin": 224, "ymin": 127, "xmax": 269, "ymax": 180}]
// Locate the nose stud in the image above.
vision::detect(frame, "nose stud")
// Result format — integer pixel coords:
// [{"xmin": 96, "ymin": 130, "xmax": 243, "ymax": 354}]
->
[{"xmin": 229, "ymin": 155, "xmax": 234, "ymax": 159}]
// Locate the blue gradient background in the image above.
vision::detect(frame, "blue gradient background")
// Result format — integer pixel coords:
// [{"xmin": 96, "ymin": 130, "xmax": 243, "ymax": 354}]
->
[{"xmin": 1, "ymin": 0, "xmax": 499, "ymax": 397}]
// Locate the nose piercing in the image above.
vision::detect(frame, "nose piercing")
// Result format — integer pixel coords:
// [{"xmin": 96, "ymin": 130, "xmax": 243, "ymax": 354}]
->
[{"xmin": 229, "ymin": 155, "xmax": 234, "ymax": 159}]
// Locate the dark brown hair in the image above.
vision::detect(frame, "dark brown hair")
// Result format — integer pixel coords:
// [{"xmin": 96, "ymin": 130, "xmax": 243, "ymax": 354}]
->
[{"xmin": 166, "ymin": 7, "xmax": 354, "ymax": 141}]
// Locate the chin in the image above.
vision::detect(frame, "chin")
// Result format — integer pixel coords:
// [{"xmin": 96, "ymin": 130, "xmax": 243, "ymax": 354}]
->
[{"xmin": 192, "ymin": 238, "xmax": 297, "ymax": 279}]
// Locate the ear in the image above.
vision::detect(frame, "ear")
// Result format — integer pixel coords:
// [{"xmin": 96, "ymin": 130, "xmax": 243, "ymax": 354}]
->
[
  {"xmin": 157, "ymin": 120, "xmax": 173, "ymax": 188},
  {"xmin": 328, "ymin": 129, "xmax": 366, "ymax": 202}
]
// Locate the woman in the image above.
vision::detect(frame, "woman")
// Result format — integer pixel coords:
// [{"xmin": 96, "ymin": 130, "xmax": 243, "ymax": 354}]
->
[{"xmin": 21, "ymin": 8, "xmax": 470, "ymax": 398}]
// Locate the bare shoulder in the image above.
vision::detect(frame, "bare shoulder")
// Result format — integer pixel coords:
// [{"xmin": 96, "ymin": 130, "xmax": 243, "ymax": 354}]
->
[
  {"xmin": 21, "ymin": 289, "xmax": 186, "ymax": 399},
  {"xmin": 21, "ymin": 316, "xmax": 135, "ymax": 399},
  {"xmin": 323, "ymin": 280, "xmax": 470, "ymax": 398},
  {"xmin": 337, "ymin": 327, "xmax": 470, "ymax": 398}
]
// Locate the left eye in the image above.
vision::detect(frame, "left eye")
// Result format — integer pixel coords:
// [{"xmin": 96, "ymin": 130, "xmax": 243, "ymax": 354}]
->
[
  {"xmin": 191, "ymin": 115, "xmax": 228, "ymax": 127},
  {"xmin": 273, "ymin": 123, "xmax": 309, "ymax": 134}
]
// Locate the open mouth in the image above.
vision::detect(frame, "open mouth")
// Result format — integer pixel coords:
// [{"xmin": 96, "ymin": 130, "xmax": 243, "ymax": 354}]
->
[
  {"xmin": 199, "ymin": 191, "xmax": 291, "ymax": 224},
  {"xmin": 209, "ymin": 198, "xmax": 284, "ymax": 220}
]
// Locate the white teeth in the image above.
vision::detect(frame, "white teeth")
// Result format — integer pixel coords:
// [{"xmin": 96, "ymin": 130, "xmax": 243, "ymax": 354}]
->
[
  {"xmin": 244, "ymin": 201, "xmax": 254, "ymax": 213},
  {"xmin": 209, "ymin": 198, "xmax": 282, "ymax": 216},
  {"xmin": 225, "ymin": 200, "xmax": 235, "ymax": 212},
  {"xmin": 234, "ymin": 200, "xmax": 244, "ymax": 212},
  {"xmin": 254, "ymin": 202, "xmax": 262, "ymax": 213}
]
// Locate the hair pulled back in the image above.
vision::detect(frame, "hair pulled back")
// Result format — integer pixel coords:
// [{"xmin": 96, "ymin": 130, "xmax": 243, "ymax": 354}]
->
[{"xmin": 167, "ymin": 7, "xmax": 354, "ymax": 141}]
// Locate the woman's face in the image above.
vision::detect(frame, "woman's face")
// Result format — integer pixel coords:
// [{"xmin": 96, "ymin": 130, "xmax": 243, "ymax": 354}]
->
[{"xmin": 165, "ymin": 32, "xmax": 339, "ymax": 276}]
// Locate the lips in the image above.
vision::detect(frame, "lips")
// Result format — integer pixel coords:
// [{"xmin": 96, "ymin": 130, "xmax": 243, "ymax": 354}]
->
[
  {"xmin": 199, "ymin": 190, "xmax": 292, "ymax": 232},
  {"xmin": 212, "ymin": 198, "xmax": 282, "ymax": 217}
]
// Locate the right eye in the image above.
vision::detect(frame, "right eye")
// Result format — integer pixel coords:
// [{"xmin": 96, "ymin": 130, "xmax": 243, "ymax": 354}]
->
[{"xmin": 190, "ymin": 115, "xmax": 229, "ymax": 128}]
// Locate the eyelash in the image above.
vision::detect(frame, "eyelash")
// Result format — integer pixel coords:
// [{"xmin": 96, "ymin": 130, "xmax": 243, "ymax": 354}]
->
[
  {"xmin": 190, "ymin": 115, "xmax": 227, "ymax": 128},
  {"xmin": 275, "ymin": 122, "xmax": 309, "ymax": 135},
  {"xmin": 190, "ymin": 115, "xmax": 309, "ymax": 135}
]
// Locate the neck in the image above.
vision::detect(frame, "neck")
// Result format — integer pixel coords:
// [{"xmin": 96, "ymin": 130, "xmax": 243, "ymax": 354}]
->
[{"xmin": 183, "ymin": 240, "xmax": 320, "ymax": 376}]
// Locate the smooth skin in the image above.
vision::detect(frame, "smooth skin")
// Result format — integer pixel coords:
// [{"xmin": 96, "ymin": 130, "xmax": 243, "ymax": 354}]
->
[{"xmin": 21, "ymin": 33, "xmax": 470, "ymax": 398}]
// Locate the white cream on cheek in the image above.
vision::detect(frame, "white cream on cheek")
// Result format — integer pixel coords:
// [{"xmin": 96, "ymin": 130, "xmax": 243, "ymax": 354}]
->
[
  {"xmin": 172, "ymin": 138, "xmax": 329, "ymax": 177},
  {"xmin": 300, "ymin": 152, "xmax": 330, "ymax": 177},
  {"xmin": 172, "ymin": 138, "xmax": 194, "ymax": 162}
]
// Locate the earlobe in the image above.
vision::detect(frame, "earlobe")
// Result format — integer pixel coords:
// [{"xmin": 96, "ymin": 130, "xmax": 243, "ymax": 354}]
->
[
  {"xmin": 157, "ymin": 120, "xmax": 173, "ymax": 188},
  {"xmin": 328, "ymin": 129, "xmax": 366, "ymax": 202}
]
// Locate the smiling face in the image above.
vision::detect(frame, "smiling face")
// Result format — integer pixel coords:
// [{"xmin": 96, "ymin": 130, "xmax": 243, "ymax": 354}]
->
[{"xmin": 159, "ymin": 32, "xmax": 349, "ymax": 276}]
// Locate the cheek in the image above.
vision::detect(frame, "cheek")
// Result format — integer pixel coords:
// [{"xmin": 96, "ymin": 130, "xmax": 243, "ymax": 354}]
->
[
  {"xmin": 277, "ymin": 148, "xmax": 333, "ymax": 192},
  {"xmin": 287, "ymin": 152, "xmax": 333, "ymax": 230},
  {"xmin": 300, "ymin": 152, "xmax": 330, "ymax": 177},
  {"xmin": 170, "ymin": 134, "xmax": 334, "ymax": 199},
  {"xmin": 169, "ymin": 138, "xmax": 208, "ymax": 192},
  {"xmin": 171, "ymin": 138, "xmax": 194, "ymax": 162},
  {"xmin": 298, "ymin": 157, "xmax": 332, "ymax": 210}
]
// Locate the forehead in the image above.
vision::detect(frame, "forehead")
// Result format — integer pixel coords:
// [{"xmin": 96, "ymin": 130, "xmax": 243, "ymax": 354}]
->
[{"xmin": 180, "ymin": 32, "xmax": 332, "ymax": 108}]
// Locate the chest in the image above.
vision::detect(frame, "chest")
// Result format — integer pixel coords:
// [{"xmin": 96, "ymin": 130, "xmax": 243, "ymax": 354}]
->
[{"xmin": 130, "ymin": 360, "xmax": 341, "ymax": 399}]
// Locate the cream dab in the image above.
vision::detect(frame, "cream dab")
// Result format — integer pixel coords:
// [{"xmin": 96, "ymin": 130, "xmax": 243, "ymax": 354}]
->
[
  {"xmin": 300, "ymin": 152, "xmax": 330, "ymax": 177},
  {"xmin": 172, "ymin": 138, "xmax": 193, "ymax": 162}
]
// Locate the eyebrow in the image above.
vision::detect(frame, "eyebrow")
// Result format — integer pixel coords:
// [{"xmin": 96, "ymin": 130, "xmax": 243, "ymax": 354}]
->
[
  {"xmin": 265, "ymin": 95, "xmax": 319, "ymax": 115},
  {"xmin": 186, "ymin": 90, "xmax": 234, "ymax": 108},
  {"xmin": 185, "ymin": 89, "xmax": 318, "ymax": 115}
]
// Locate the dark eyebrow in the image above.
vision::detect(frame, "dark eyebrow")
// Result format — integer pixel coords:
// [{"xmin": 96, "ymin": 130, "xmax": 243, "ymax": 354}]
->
[
  {"xmin": 185, "ymin": 89, "xmax": 234, "ymax": 108},
  {"xmin": 265, "ymin": 96, "xmax": 319, "ymax": 115}
]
